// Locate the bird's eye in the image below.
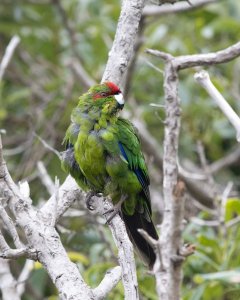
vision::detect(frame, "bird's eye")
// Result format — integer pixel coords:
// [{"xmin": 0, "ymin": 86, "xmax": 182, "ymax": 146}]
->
[{"xmin": 100, "ymin": 92, "xmax": 108, "ymax": 97}]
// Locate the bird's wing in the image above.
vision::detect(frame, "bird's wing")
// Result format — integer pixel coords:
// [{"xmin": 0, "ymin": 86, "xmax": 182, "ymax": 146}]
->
[
  {"xmin": 116, "ymin": 118, "xmax": 152, "ymax": 214},
  {"xmin": 61, "ymin": 122, "xmax": 89, "ymax": 191},
  {"xmin": 116, "ymin": 118, "xmax": 158, "ymax": 269}
]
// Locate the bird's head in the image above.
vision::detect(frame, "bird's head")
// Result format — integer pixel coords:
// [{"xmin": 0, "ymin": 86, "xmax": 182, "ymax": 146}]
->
[{"xmin": 81, "ymin": 82, "xmax": 124, "ymax": 115}]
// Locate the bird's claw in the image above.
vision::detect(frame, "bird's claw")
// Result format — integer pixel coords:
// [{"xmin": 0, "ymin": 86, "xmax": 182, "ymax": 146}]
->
[
  {"xmin": 85, "ymin": 191, "xmax": 102, "ymax": 211},
  {"xmin": 104, "ymin": 206, "xmax": 120, "ymax": 224},
  {"xmin": 104, "ymin": 195, "xmax": 126, "ymax": 224}
]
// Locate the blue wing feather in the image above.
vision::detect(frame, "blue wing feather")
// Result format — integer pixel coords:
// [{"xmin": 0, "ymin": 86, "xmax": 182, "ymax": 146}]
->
[{"xmin": 118, "ymin": 141, "xmax": 151, "ymax": 212}]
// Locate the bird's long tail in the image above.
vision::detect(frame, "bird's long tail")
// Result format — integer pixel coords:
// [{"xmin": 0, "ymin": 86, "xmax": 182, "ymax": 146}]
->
[{"xmin": 121, "ymin": 209, "xmax": 158, "ymax": 269}]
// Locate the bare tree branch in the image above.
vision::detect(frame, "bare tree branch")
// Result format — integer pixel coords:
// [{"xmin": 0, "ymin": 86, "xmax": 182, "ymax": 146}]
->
[
  {"xmin": 0, "ymin": 201, "xmax": 24, "ymax": 249},
  {"xmin": 132, "ymin": 116, "xmax": 215, "ymax": 208},
  {"xmin": 0, "ymin": 137, "xmax": 94, "ymax": 299},
  {"xmin": 91, "ymin": 196, "xmax": 139, "ymax": 300},
  {"xmin": 37, "ymin": 161, "xmax": 55, "ymax": 195},
  {"xmin": 69, "ymin": 60, "xmax": 96, "ymax": 88},
  {"xmin": 102, "ymin": 0, "xmax": 145, "ymax": 87},
  {"xmin": 147, "ymin": 41, "xmax": 240, "ymax": 70},
  {"xmin": 0, "ymin": 248, "xmax": 36, "ymax": 260},
  {"xmin": 147, "ymin": 36, "xmax": 240, "ymax": 300},
  {"xmin": 1, "ymin": 0, "xmax": 147, "ymax": 298},
  {"xmin": 0, "ymin": 258, "xmax": 20, "ymax": 300},
  {"xmin": 92, "ymin": 266, "xmax": 122, "ymax": 300},
  {"xmin": 143, "ymin": 0, "xmax": 217, "ymax": 17},
  {"xmin": 0, "ymin": 35, "xmax": 20, "ymax": 81},
  {"xmin": 17, "ymin": 259, "xmax": 35, "ymax": 296},
  {"xmin": 195, "ymin": 70, "xmax": 240, "ymax": 142},
  {"xmin": 208, "ymin": 146, "xmax": 240, "ymax": 173},
  {"xmin": 40, "ymin": 175, "xmax": 85, "ymax": 222},
  {"xmin": 52, "ymin": 0, "xmax": 95, "ymax": 88},
  {"xmin": 157, "ymin": 56, "xmax": 186, "ymax": 299}
]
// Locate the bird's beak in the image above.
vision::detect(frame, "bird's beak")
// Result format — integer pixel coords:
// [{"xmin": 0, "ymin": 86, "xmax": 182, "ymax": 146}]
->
[{"xmin": 114, "ymin": 93, "xmax": 125, "ymax": 110}]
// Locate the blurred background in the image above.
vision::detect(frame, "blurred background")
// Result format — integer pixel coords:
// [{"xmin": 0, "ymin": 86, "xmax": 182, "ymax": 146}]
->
[{"xmin": 0, "ymin": 0, "xmax": 240, "ymax": 299}]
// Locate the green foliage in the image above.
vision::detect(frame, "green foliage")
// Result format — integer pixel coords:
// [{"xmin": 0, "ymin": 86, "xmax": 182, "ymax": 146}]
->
[
  {"xmin": 1, "ymin": 0, "xmax": 240, "ymax": 299},
  {"xmin": 225, "ymin": 198, "xmax": 240, "ymax": 221},
  {"xmin": 183, "ymin": 198, "xmax": 240, "ymax": 300}
]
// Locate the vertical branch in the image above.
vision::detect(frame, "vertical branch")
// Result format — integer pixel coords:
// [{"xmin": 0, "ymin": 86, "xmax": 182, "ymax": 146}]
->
[
  {"xmin": 17, "ymin": 259, "xmax": 35, "ymax": 296},
  {"xmin": 146, "ymin": 41, "xmax": 240, "ymax": 298},
  {"xmin": 102, "ymin": 0, "xmax": 145, "ymax": 86},
  {"xmin": 94, "ymin": 196, "xmax": 139, "ymax": 300},
  {"xmin": 0, "ymin": 258, "xmax": 20, "ymax": 300},
  {"xmin": 157, "ymin": 58, "xmax": 185, "ymax": 300}
]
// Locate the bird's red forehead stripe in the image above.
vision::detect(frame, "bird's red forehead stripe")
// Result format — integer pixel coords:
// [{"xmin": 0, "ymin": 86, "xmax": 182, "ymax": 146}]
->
[
  {"xmin": 105, "ymin": 82, "xmax": 121, "ymax": 94},
  {"xmin": 93, "ymin": 93, "xmax": 102, "ymax": 100}
]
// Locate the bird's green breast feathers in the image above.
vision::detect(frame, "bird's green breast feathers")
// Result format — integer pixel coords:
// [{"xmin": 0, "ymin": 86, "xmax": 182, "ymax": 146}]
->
[{"xmin": 62, "ymin": 108, "xmax": 150, "ymax": 215}]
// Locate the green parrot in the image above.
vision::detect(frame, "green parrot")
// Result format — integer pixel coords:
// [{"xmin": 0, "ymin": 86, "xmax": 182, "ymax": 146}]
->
[{"xmin": 62, "ymin": 82, "xmax": 158, "ymax": 269}]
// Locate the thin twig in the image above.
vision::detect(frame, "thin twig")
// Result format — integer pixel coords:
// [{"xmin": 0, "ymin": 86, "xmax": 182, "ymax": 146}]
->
[
  {"xmin": 0, "ymin": 35, "xmax": 20, "ymax": 81},
  {"xmin": 0, "ymin": 135, "xmax": 5, "ymax": 175},
  {"xmin": 52, "ymin": 0, "xmax": 95, "ymax": 89},
  {"xmin": 51, "ymin": 177, "xmax": 60, "ymax": 226},
  {"xmin": 226, "ymin": 215, "xmax": 240, "ymax": 228},
  {"xmin": 17, "ymin": 259, "xmax": 35, "ymax": 296},
  {"xmin": 0, "ymin": 231, "xmax": 10, "ymax": 252},
  {"xmin": 0, "ymin": 258, "xmax": 20, "ymax": 300},
  {"xmin": 191, "ymin": 217, "xmax": 220, "ymax": 227},
  {"xmin": 208, "ymin": 147, "xmax": 240, "ymax": 173},
  {"xmin": 0, "ymin": 248, "xmax": 36, "ymax": 259},
  {"xmin": 37, "ymin": 161, "xmax": 55, "ymax": 195},
  {"xmin": 138, "ymin": 228, "xmax": 164, "ymax": 271},
  {"xmin": 219, "ymin": 182, "xmax": 233, "ymax": 237},
  {"xmin": 195, "ymin": 70, "xmax": 240, "ymax": 142},
  {"xmin": 34, "ymin": 133, "xmax": 62, "ymax": 160},
  {"xmin": 143, "ymin": 0, "xmax": 217, "ymax": 17},
  {"xmin": 0, "ymin": 200, "xmax": 24, "ymax": 249},
  {"xmin": 132, "ymin": 116, "xmax": 215, "ymax": 208},
  {"xmin": 196, "ymin": 140, "xmax": 218, "ymax": 199}
]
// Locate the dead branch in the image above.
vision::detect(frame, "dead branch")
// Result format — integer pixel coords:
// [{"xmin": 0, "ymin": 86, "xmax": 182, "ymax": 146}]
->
[
  {"xmin": 0, "ymin": 35, "xmax": 20, "ymax": 81},
  {"xmin": 143, "ymin": 0, "xmax": 217, "ymax": 17},
  {"xmin": 0, "ymin": 258, "xmax": 20, "ymax": 300},
  {"xmin": 102, "ymin": 0, "xmax": 145, "ymax": 87},
  {"xmin": 147, "ymin": 38, "xmax": 240, "ymax": 300},
  {"xmin": 195, "ymin": 70, "xmax": 240, "ymax": 141}
]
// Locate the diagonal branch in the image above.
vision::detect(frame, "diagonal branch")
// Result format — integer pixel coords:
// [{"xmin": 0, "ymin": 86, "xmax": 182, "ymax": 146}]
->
[
  {"xmin": 147, "ymin": 41, "xmax": 240, "ymax": 70},
  {"xmin": 208, "ymin": 147, "xmax": 240, "ymax": 173},
  {"xmin": 92, "ymin": 266, "xmax": 122, "ymax": 300},
  {"xmin": 195, "ymin": 70, "xmax": 240, "ymax": 142},
  {"xmin": 0, "ymin": 136, "xmax": 94, "ymax": 299},
  {"xmin": 102, "ymin": 0, "xmax": 145, "ymax": 87},
  {"xmin": 0, "ymin": 201, "xmax": 24, "ymax": 249},
  {"xmin": 143, "ymin": 0, "xmax": 217, "ymax": 17},
  {"xmin": 0, "ymin": 35, "xmax": 20, "ymax": 81}
]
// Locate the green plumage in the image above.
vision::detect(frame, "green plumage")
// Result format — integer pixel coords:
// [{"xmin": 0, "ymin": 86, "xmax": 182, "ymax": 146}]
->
[{"xmin": 62, "ymin": 82, "xmax": 158, "ymax": 268}]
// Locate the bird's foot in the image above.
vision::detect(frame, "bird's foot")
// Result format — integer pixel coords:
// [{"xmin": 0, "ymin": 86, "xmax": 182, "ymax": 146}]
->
[
  {"xmin": 85, "ymin": 191, "xmax": 102, "ymax": 211},
  {"xmin": 104, "ymin": 195, "xmax": 126, "ymax": 224}
]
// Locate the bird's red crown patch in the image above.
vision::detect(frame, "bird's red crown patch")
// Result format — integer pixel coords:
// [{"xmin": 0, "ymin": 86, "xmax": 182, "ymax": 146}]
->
[{"xmin": 105, "ymin": 82, "xmax": 121, "ymax": 95}]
